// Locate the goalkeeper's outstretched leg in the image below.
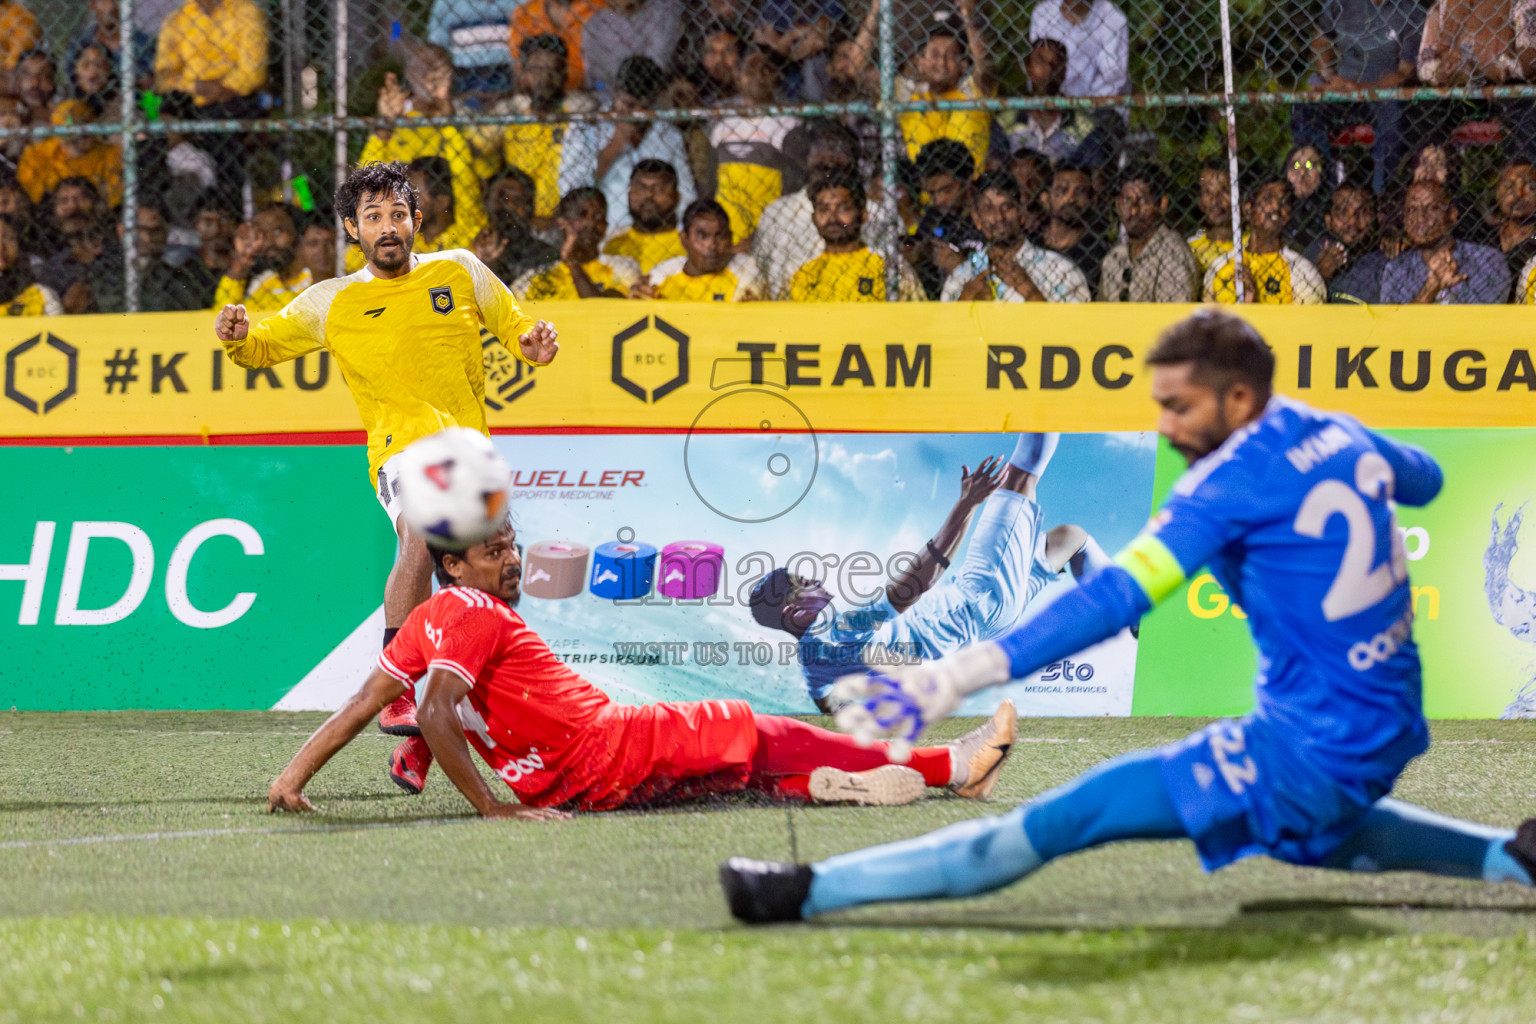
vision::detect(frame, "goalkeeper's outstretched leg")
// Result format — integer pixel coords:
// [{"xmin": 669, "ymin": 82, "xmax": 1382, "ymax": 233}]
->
[{"xmin": 722, "ymin": 732, "xmax": 1536, "ymax": 924}]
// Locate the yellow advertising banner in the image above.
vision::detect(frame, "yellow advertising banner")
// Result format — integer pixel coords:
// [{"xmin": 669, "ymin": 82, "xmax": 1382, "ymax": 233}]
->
[{"xmin": 2, "ymin": 302, "xmax": 1534, "ymax": 439}]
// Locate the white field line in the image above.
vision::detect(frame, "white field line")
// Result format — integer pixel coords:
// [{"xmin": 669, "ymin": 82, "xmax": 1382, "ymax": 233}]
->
[{"xmin": 0, "ymin": 817, "xmax": 475, "ymax": 851}]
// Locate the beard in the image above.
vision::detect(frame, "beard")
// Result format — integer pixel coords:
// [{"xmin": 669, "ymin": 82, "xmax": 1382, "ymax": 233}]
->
[
  {"xmin": 818, "ymin": 222, "xmax": 860, "ymax": 246},
  {"xmin": 364, "ymin": 232, "xmax": 411, "ymax": 271},
  {"xmin": 502, "ymin": 568, "xmax": 522, "ymax": 607},
  {"xmin": 631, "ymin": 202, "xmax": 674, "ymax": 233},
  {"xmin": 1171, "ymin": 411, "xmax": 1231, "ymax": 465}
]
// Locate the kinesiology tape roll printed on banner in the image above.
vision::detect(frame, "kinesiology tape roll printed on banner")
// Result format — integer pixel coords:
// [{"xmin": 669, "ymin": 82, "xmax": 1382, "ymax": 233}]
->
[
  {"xmin": 658, "ymin": 541, "xmax": 726, "ymax": 600},
  {"xmin": 523, "ymin": 541, "xmax": 591, "ymax": 599},
  {"xmin": 589, "ymin": 541, "xmax": 657, "ymax": 600}
]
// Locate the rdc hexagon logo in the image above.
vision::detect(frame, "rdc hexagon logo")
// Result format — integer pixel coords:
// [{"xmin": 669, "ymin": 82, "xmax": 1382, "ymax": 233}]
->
[
  {"xmin": 482, "ymin": 329, "xmax": 534, "ymax": 410},
  {"xmin": 612, "ymin": 316, "xmax": 688, "ymax": 403},
  {"xmin": 5, "ymin": 332, "xmax": 77, "ymax": 414}
]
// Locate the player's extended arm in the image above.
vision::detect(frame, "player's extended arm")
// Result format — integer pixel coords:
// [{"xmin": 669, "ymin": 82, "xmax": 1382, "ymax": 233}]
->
[
  {"xmin": 267, "ymin": 668, "xmax": 406, "ymax": 812},
  {"xmin": 460, "ymin": 251, "xmax": 559, "ymax": 366},
  {"xmin": 834, "ymin": 534, "xmax": 1180, "ymax": 755},
  {"xmin": 215, "ymin": 296, "xmax": 325, "ymax": 369},
  {"xmin": 885, "ymin": 456, "xmax": 1004, "ymax": 613},
  {"xmin": 1367, "ymin": 430, "xmax": 1443, "ymax": 508},
  {"xmin": 416, "ymin": 669, "xmax": 570, "ymax": 821}
]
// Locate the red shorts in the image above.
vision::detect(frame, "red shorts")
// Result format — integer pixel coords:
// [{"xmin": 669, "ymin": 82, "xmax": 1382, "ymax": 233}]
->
[{"xmin": 570, "ymin": 699, "xmax": 759, "ymax": 811}]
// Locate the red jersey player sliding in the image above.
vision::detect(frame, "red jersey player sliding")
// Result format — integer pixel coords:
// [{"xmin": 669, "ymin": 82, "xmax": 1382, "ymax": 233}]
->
[{"xmin": 268, "ymin": 520, "xmax": 1018, "ymax": 817}]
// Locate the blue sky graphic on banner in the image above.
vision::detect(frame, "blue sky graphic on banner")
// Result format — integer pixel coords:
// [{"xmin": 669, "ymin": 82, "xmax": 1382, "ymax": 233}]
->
[{"xmin": 492, "ymin": 430, "xmax": 1157, "ymax": 715}]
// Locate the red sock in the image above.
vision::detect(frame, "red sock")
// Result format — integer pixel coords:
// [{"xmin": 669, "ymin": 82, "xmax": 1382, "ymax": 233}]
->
[
  {"xmin": 906, "ymin": 746, "xmax": 953, "ymax": 788},
  {"xmin": 749, "ymin": 715, "xmax": 952, "ymax": 788}
]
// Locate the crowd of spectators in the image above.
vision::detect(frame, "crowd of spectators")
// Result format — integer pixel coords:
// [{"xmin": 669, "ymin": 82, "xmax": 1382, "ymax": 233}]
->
[{"xmin": 3, "ymin": 0, "xmax": 1536, "ymax": 317}]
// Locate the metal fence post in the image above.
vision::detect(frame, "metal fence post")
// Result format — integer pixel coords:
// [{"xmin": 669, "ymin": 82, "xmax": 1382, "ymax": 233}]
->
[
  {"xmin": 1218, "ymin": 0, "xmax": 1244, "ymax": 303},
  {"xmin": 119, "ymin": 0, "xmax": 139, "ymax": 313},
  {"xmin": 334, "ymin": 0, "xmax": 349, "ymax": 276},
  {"xmin": 878, "ymin": 0, "xmax": 900, "ymax": 300}
]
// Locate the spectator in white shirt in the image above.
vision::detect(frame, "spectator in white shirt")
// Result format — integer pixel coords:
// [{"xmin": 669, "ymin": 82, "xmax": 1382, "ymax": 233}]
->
[
  {"xmin": 1027, "ymin": 0, "xmax": 1129, "ymax": 98},
  {"xmin": 942, "ymin": 170, "xmax": 1089, "ymax": 302}
]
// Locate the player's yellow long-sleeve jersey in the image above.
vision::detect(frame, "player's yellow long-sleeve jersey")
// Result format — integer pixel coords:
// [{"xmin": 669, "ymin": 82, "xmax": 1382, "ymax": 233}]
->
[{"xmin": 221, "ymin": 249, "xmax": 539, "ymax": 483}]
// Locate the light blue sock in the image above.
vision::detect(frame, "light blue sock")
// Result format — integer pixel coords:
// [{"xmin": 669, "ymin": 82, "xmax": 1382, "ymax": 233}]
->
[
  {"xmin": 801, "ymin": 748, "xmax": 1186, "ymax": 918},
  {"xmin": 1008, "ymin": 432, "xmax": 1060, "ymax": 477},
  {"xmin": 1483, "ymin": 837, "xmax": 1532, "ymax": 885},
  {"xmin": 802, "ymin": 807, "xmax": 1040, "ymax": 918},
  {"xmin": 1321, "ymin": 798, "xmax": 1525, "ymax": 882}
]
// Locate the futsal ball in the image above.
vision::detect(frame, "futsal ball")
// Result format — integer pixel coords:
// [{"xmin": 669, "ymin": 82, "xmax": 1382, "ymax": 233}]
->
[{"xmin": 396, "ymin": 428, "xmax": 512, "ymax": 550}]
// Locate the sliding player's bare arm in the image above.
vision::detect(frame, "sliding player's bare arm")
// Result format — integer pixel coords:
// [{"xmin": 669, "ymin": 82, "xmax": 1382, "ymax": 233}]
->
[
  {"xmin": 268, "ymin": 668, "xmax": 406, "ymax": 812},
  {"xmin": 416, "ymin": 668, "xmax": 570, "ymax": 822}
]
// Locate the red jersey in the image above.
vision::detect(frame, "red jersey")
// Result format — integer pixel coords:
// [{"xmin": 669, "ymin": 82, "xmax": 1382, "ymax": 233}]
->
[{"xmin": 379, "ymin": 586, "xmax": 758, "ymax": 809}]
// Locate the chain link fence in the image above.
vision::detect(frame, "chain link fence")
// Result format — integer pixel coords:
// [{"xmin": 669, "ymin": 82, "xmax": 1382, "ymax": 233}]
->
[{"xmin": 2, "ymin": 0, "xmax": 1535, "ymax": 314}]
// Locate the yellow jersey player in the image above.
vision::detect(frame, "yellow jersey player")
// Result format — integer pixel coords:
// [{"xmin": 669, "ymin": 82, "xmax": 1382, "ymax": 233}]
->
[
  {"xmin": 214, "ymin": 160, "xmax": 559, "ymax": 794},
  {"xmin": 786, "ymin": 172, "xmax": 923, "ymax": 302},
  {"xmin": 637, "ymin": 199, "xmax": 766, "ymax": 302}
]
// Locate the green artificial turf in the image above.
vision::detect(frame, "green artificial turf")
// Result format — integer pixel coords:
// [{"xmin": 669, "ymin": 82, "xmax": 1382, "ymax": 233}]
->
[{"xmin": 2, "ymin": 712, "xmax": 1535, "ymax": 1022}]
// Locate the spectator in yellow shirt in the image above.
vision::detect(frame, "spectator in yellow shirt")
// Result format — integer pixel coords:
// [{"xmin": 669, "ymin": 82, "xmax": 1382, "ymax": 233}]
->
[
  {"xmin": 212, "ymin": 205, "xmax": 316, "ymax": 311},
  {"xmin": 514, "ymin": 186, "xmax": 640, "ymax": 299},
  {"xmin": 155, "ymin": 0, "xmax": 268, "ymax": 105},
  {"xmin": 0, "ymin": 2, "xmax": 40, "ymax": 80},
  {"xmin": 480, "ymin": 35, "xmax": 599, "ymax": 229},
  {"xmin": 0, "ymin": 215, "xmax": 60, "ymax": 316},
  {"xmin": 710, "ymin": 48, "xmax": 799, "ymax": 243},
  {"xmin": 787, "ymin": 172, "xmax": 922, "ymax": 301},
  {"xmin": 155, "ymin": 0, "xmax": 268, "ymax": 199},
  {"xmin": 602, "ymin": 159, "xmax": 686, "ymax": 274},
  {"xmin": 1204, "ymin": 179, "xmax": 1326, "ymax": 305},
  {"xmin": 1188, "ymin": 160, "xmax": 1244, "ymax": 276},
  {"xmin": 842, "ymin": 0, "xmax": 993, "ymax": 171},
  {"xmin": 637, "ymin": 199, "xmax": 766, "ymax": 301},
  {"xmin": 361, "ymin": 53, "xmax": 488, "ymax": 246},
  {"xmin": 18, "ymin": 100, "xmax": 124, "ymax": 207}
]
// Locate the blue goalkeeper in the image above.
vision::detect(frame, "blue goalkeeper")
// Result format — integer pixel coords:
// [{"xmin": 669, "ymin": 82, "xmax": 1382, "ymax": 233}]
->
[{"xmin": 721, "ymin": 309, "xmax": 1536, "ymax": 922}]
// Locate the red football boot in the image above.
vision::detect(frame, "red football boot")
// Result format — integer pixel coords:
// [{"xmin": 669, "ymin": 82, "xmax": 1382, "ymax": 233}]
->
[
  {"xmin": 378, "ymin": 694, "xmax": 421, "ymax": 736},
  {"xmin": 389, "ymin": 736, "xmax": 434, "ymax": 795}
]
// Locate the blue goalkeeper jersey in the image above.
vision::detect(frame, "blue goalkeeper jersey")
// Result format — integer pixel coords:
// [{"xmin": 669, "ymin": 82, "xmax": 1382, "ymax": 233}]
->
[{"xmin": 1001, "ymin": 397, "xmax": 1443, "ymax": 787}]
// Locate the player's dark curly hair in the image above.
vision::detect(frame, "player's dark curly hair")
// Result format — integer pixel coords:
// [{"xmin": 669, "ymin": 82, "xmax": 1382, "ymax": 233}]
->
[
  {"xmin": 1146, "ymin": 310, "xmax": 1275, "ymax": 402},
  {"xmin": 424, "ymin": 518, "xmax": 519, "ymax": 588},
  {"xmin": 336, "ymin": 161, "xmax": 419, "ymax": 228}
]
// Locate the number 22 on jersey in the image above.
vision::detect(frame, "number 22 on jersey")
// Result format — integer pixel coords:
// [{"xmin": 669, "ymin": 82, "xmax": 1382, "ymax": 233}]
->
[{"xmin": 1293, "ymin": 452, "xmax": 1409, "ymax": 622}]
